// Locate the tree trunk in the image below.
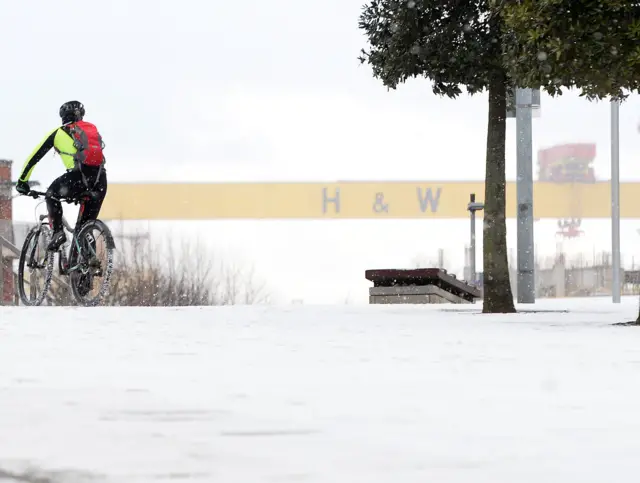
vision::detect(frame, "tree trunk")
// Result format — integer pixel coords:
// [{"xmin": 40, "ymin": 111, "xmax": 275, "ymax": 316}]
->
[{"xmin": 482, "ymin": 71, "xmax": 516, "ymax": 314}]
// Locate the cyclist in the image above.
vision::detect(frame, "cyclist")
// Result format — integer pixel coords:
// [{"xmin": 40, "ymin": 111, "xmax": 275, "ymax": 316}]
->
[{"xmin": 15, "ymin": 100, "xmax": 107, "ymax": 252}]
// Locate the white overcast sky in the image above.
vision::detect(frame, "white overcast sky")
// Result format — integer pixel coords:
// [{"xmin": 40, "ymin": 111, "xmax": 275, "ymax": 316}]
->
[{"xmin": 5, "ymin": 0, "xmax": 640, "ymax": 303}]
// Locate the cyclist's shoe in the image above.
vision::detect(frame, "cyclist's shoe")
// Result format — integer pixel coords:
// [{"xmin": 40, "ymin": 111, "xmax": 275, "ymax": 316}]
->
[{"xmin": 47, "ymin": 230, "xmax": 66, "ymax": 252}]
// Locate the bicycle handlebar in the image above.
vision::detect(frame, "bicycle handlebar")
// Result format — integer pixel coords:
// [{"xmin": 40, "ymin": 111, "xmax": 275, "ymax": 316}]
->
[{"xmin": 26, "ymin": 190, "xmax": 84, "ymax": 205}]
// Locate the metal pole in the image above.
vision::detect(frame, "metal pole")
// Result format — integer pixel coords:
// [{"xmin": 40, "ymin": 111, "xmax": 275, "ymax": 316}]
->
[
  {"xmin": 611, "ymin": 99, "xmax": 621, "ymax": 303},
  {"xmin": 467, "ymin": 193, "xmax": 485, "ymax": 287},
  {"xmin": 516, "ymin": 88, "xmax": 535, "ymax": 303},
  {"xmin": 470, "ymin": 193, "xmax": 476, "ymax": 283}
]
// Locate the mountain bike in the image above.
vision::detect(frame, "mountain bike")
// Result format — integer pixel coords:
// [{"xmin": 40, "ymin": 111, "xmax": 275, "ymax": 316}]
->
[{"xmin": 16, "ymin": 189, "xmax": 116, "ymax": 306}]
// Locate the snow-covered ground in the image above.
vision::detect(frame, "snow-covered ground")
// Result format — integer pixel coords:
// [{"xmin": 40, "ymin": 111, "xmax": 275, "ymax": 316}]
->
[{"xmin": 2, "ymin": 297, "xmax": 640, "ymax": 482}]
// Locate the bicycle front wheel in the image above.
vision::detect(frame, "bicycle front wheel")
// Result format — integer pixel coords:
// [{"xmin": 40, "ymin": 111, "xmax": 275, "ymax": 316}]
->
[
  {"xmin": 70, "ymin": 219, "xmax": 115, "ymax": 307},
  {"xmin": 17, "ymin": 225, "xmax": 55, "ymax": 306}
]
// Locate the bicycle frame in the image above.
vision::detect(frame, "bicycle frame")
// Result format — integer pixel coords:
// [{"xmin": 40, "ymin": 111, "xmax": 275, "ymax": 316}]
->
[{"xmin": 27, "ymin": 190, "xmax": 97, "ymax": 276}]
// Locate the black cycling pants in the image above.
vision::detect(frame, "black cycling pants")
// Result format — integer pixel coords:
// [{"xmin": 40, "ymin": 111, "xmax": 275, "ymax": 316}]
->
[{"xmin": 46, "ymin": 166, "xmax": 108, "ymax": 232}]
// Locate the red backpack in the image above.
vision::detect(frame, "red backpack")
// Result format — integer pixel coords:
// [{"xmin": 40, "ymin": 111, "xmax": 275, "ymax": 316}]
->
[{"xmin": 66, "ymin": 121, "xmax": 105, "ymax": 167}]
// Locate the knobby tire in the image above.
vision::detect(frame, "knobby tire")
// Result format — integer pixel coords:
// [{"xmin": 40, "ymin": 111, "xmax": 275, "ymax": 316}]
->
[{"xmin": 17, "ymin": 226, "xmax": 54, "ymax": 306}]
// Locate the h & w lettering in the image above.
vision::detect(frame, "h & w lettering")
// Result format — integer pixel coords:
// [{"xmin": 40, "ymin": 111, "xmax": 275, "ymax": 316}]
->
[{"xmin": 417, "ymin": 187, "xmax": 442, "ymax": 213}]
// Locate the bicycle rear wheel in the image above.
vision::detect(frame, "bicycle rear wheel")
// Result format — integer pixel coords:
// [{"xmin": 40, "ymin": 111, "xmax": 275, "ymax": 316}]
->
[
  {"xmin": 70, "ymin": 219, "xmax": 115, "ymax": 306},
  {"xmin": 17, "ymin": 225, "xmax": 55, "ymax": 306}
]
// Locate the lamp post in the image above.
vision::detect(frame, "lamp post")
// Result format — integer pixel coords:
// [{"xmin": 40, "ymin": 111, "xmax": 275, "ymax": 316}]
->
[{"xmin": 467, "ymin": 193, "xmax": 485, "ymax": 286}]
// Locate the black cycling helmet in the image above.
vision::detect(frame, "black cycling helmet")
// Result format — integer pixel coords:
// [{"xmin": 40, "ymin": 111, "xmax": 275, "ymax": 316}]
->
[{"xmin": 59, "ymin": 100, "xmax": 85, "ymax": 123}]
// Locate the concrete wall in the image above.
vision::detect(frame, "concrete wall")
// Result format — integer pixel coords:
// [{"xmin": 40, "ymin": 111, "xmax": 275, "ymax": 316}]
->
[
  {"xmin": 536, "ymin": 257, "xmax": 623, "ymax": 298},
  {"xmin": 0, "ymin": 159, "xmax": 14, "ymax": 304}
]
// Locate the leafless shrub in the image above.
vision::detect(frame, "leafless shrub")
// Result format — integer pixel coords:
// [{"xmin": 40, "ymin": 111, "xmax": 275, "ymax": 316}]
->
[{"xmin": 49, "ymin": 229, "xmax": 271, "ymax": 306}]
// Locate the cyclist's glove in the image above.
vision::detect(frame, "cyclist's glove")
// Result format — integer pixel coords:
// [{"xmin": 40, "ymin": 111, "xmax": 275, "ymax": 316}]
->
[{"xmin": 15, "ymin": 180, "xmax": 30, "ymax": 195}]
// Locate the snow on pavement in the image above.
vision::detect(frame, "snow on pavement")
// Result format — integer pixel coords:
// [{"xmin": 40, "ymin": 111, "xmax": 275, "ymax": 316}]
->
[{"xmin": 2, "ymin": 298, "xmax": 640, "ymax": 482}]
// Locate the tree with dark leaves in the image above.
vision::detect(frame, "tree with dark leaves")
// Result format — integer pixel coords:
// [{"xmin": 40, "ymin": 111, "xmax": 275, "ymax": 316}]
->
[
  {"xmin": 501, "ymin": 0, "xmax": 640, "ymax": 102},
  {"xmin": 358, "ymin": 0, "xmax": 516, "ymax": 313}
]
